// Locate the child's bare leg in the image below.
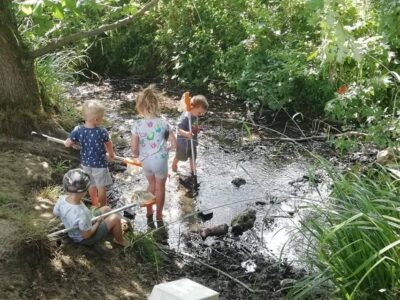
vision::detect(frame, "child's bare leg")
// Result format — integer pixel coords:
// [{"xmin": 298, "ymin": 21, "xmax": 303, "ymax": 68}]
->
[
  {"xmin": 97, "ymin": 186, "xmax": 107, "ymax": 207},
  {"xmin": 146, "ymin": 175, "xmax": 156, "ymax": 216},
  {"xmin": 171, "ymin": 158, "xmax": 178, "ymax": 172},
  {"xmin": 104, "ymin": 214, "xmax": 127, "ymax": 246},
  {"xmin": 155, "ymin": 176, "xmax": 167, "ymax": 220},
  {"xmin": 89, "ymin": 186, "xmax": 99, "ymax": 206},
  {"xmin": 99, "ymin": 206, "xmax": 111, "ymax": 214}
]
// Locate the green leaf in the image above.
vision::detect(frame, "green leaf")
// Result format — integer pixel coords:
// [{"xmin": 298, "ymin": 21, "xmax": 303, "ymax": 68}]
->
[
  {"xmin": 63, "ymin": 0, "xmax": 77, "ymax": 11},
  {"xmin": 52, "ymin": 6, "xmax": 64, "ymax": 20},
  {"xmin": 306, "ymin": 50, "xmax": 318, "ymax": 61},
  {"xmin": 20, "ymin": 5, "xmax": 33, "ymax": 15}
]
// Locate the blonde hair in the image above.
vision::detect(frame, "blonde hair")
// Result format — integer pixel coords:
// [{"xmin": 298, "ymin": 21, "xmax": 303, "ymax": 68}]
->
[
  {"xmin": 191, "ymin": 95, "xmax": 209, "ymax": 110},
  {"xmin": 82, "ymin": 100, "xmax": 105, "ymax": 120},
  {"xmin": 135, "ymin": 85, "xmax": 162, "ymax": 117}
]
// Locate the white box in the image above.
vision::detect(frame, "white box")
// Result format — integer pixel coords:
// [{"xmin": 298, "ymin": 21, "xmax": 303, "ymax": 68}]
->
[{"xmin": 149, "ymin": 278, "xmax": 219, "ymax": 300}]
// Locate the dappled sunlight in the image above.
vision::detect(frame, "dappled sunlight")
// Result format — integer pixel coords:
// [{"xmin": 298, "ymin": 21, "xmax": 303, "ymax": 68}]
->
[
  {"xmin": 39, "ymin": 212, "xmax": 53, "ymax": 219},
  {"xmin": 34, "ymin": 195, "xmax": 57, "ymax": 220},
  {"xmin": 23, "ymin": 156, "xmax": 51, "ymax": 182}
]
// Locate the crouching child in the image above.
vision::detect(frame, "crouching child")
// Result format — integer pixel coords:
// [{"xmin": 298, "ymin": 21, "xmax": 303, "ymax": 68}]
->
[{"xmin": 53, "ymin": 168, "xmax": 128, "ymax": 247}]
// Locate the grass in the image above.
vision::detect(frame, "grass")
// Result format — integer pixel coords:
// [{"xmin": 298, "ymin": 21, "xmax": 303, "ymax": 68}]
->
[
  {"xmin": 125, "ymin": 231, "xmax": 160, "ymax": 268},
  {"xmin": 289, "ymin": 165, "xmax": 400, "ymax": 299},
  {"xmin": 36, "ymin": 185, "xmax": 62, "ymax": 203}
]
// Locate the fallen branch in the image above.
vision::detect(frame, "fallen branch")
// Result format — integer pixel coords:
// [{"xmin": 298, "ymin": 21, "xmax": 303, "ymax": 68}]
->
[{"xmin": 262, "ymin": 131, "xmax": 368, "ymax": 142}]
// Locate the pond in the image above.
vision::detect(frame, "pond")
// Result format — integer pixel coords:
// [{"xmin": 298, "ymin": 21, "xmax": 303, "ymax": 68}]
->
[{"xmin": 67, "ymin": 79, "xmax": 332, "ymax": 298}]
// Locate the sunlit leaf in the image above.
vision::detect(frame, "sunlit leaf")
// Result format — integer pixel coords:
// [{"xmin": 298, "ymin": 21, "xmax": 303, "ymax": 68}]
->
[
  {"xmin": 20, "ymin": 5, "xmax": 33, "ymax": 15},
  {"xmin": 306, "ymin": 50, "xmax": 318, "ymax": 61},
  {"xmin": 52, "ymin": 6, "xmax": 64, "ymax": 20},
  {"xmin": 63, "ymin": 0, "xmax": 77, "ymax": 11},
  {"xmin": 19, "ymin": 0, "xmax": 39, "ymax": 4}
]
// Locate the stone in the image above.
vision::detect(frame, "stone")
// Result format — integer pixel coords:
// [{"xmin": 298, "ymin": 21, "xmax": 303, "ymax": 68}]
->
[
  {"xmin": 231, "ymin": 177, "xmax": 246, "ymax": 187},
  {"xmin": 231, "ymin": 209, "xmax": 256, "ymax": 236}
]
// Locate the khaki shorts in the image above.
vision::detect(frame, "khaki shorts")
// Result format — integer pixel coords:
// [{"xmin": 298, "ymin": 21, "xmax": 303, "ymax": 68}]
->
[
  {"xmin": 81, "ymin": 166, "xmax": 112, "ymax": 187},
  {"xmin": 80, "ymin": 222, "xmax": 109, "ymax": 245},
  {"xmin": 80, "ymin": 208, "xmax": 108, "ymax": 245}
]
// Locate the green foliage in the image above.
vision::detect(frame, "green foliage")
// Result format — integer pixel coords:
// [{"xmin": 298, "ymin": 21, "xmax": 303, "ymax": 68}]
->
[
  {"xmin": 290, "ymin": 166, "xmax": 400, "ymax": 299},
  {"xmin": 87, "ymin": 10, "xmax": 160, "ymax": 77},
  {"xmin": 50, "ymin": 159, "xmax": 71, "ymax": 182},
  {"xmin": 126, "ymin": 231, "xmax": 160, "ymax": 266},
  {"xmin": 330, "ymin": 135, "xmax": 360, "ymax": 155},
  {"xmin": 35, "ymin": 49, "xmax": 88, "ymax": 107},
  {"xmin": 17, "ymin": 0, "xmax": 136, "ymax": 47},
  {"xmin": 378, "ymin": 0, "xmax": 400, "ymax": 49},
  {"xmin": 56, "ymin": 100, "xmax": 82, "ymax": 132},
  {"xmin": 0, "ymin": 193, "xmax": 12, "ymax": 206},
  {"xmin": 13, "ymin": 0, "xmax": 400, "ymax": 148}
]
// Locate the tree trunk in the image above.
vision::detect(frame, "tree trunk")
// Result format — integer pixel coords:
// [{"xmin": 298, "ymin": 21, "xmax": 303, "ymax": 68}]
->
[
  {"xmin": 0, "ymin": 2, "xmax": 41, "ymax": 112},
  {"xmin": 0, "ymin": 0, "xmax": 159, "ymax": 137}
]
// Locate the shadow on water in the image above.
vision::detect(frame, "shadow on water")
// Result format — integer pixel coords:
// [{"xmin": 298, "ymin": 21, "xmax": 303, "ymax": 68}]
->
[{"xmin": 66, "ymin": 79, "xmax": 332, "ymax": 297}]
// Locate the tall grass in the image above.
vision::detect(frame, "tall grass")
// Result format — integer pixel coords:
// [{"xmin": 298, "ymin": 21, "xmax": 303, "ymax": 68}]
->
[
  {"xmin": 35, "ymin": 48, "xmax": 87, "ymax": 129},
  {"xmin": 290, "ymin": 165, "xmax": 400, "ymax": 299}
]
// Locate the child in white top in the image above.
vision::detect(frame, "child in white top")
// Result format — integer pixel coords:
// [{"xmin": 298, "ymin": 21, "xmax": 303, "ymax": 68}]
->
[{"xmin": 53, "ymin": 168, "xmax": 127, "ymax": 247}]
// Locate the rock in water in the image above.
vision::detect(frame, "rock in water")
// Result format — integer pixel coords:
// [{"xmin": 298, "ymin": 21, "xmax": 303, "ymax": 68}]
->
[
  {"xmin": 231, "ymin": 177, "xmax": 246, "ymax": 187},
  {"xmin": 196, "ymin": 210, "xmax": 214, "ymax": 221},
  {"xmin": 231, "ymin": 209, "xmax": 256, "ymax": 236},
  {"xmin": 200, "ymin": 224, "xmax": 229, "ymax": 240}
]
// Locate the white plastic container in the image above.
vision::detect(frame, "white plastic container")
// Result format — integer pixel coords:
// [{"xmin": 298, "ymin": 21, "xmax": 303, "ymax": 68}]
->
[{"xmin": 149, "ymin": 278, "xmax": 219, "ymax": 300}]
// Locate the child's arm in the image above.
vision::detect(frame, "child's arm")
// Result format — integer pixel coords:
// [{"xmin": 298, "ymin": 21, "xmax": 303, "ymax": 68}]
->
[
  {"xmin": 168, "ymin": 129, "xmax": 177, "ymax": 150},
  {"xmin": 104, "ymin": 140, "xmax": 115, "ymax": 160},
  {"xmin": 131, "ymin": 135, "xmax": 139, "ymax": 158},
  {"xmin": 177, "ymin": 128, "xmax": 192, "ymax": 139},
  {"xmin": 64, "ymin": 138, "xmax": 73, "ymax": 147},
  {"xmin": 81, "ymin": 217, "xmax": 103, "ymax": 239},
  {"xmin": 65, "ymin": 126, "xmax": 81, "ymax": 149},
  {"xmin": 64, "ymin": 138, "xmax": 80, "ymax": 149}
]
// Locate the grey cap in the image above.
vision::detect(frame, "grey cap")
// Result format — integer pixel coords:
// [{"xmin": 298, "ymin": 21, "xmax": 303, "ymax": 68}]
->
[{"xmin": 63, "ymin": 169, "xmax": 91, "ymax": 193}]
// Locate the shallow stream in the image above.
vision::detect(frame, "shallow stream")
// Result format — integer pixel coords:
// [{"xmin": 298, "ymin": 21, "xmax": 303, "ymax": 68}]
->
[{"xmin": 68, "ymin": 79, "xmax": 331, "ymax": 262}]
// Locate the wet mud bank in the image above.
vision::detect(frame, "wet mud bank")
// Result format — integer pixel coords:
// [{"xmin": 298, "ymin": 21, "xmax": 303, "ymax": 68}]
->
[{"xmin": 65, "ymin": 79, "xmax": 337, "ymax": 298}]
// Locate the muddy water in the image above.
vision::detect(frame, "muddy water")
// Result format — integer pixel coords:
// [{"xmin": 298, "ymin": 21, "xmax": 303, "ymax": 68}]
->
[{"xmin": 67, "ymin": 80, "xmax": 331, "ymax": 266}]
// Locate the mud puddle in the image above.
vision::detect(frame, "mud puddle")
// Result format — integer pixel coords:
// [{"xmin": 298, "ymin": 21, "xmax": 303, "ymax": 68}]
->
[{"xmin": 66, "ymin": 79, "xmax": 332, "ymax": 298}]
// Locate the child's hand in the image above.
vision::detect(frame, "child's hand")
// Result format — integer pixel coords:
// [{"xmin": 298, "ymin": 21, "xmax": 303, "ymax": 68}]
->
[
  {"xmin": 106, "ymin": 152, "xmax": 116, "ymax": 161},
  {"xmin": 71, "ymin": 143, "xmax": 80, "ymax": 150},
  {"xmin": 184, "ymin": 131, "xmax": 193, "ymax": 139},
  {"xmin": 64, "ymin": 138, "xmax": 80, "ymax": 149},
  {"xmin": 192, "ymin": 126, "xmax": 200, "ymax": 135},
  {"xmin": 64, "ymin": 139, "xmax": 72, "ymax": 148}
]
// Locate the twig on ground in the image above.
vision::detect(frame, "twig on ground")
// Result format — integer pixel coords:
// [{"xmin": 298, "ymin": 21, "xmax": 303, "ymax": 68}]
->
[
  {"xmin": 179, "ymin": 251, "xmax": 268, "ymax": 294},
  {"xmin": 261, "ymin": 131, "xmax": 368, "ymax": 142}
]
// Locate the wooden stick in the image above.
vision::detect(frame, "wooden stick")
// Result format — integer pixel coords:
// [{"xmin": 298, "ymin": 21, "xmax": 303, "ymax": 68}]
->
[
  {"xmin": 259, "ymin": 131, "xmax": 368, "ymax": 142},
  {"xmin": 184, "ymin": 92, "xmax": 197, "ymax": 178}
]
